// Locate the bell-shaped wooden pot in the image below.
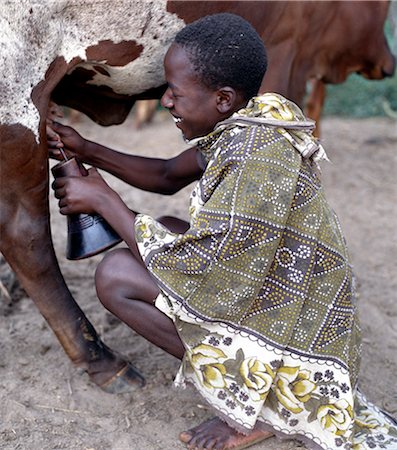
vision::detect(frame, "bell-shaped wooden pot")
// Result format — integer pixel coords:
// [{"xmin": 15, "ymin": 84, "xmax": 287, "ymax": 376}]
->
[{"xmin": 51, "ymin": 158, "xmax": 122, "ymax": 260}]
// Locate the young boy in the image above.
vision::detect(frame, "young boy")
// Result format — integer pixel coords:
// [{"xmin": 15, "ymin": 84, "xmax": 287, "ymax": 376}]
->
[{"xmin": 48, "ymin": 13, "xmax": 396, "ymax": 450}]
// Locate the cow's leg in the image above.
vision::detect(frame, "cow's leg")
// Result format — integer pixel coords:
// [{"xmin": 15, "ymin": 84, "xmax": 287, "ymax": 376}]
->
[
  {"xmin": 305, "ymin": 78, "xmax": 326, "ymax": 137},
  {"xmin": 133, "ymin": 99, "xmax": 159, "ymax": 129},
  {"xmin": 0, "ymin": 123, "xmax": 144, "ymax": 392}
]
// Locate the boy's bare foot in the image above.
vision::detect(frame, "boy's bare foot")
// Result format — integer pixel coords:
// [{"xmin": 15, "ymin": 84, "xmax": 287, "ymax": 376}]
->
[{"xmin": 179, "ymin": 417, "xmax": 273, "ymax": 450}]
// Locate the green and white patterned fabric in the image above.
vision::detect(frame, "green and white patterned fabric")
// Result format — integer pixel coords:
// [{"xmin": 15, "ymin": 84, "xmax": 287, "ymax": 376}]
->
[{"xmin": 135, "ymin": 94, "xmax": 397, "ymax": 450}]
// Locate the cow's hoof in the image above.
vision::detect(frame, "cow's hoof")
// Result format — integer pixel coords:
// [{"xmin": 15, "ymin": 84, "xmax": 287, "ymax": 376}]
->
[{"xmin": 99, "ymin": 362, "xmax": 145, "ymax": 394}]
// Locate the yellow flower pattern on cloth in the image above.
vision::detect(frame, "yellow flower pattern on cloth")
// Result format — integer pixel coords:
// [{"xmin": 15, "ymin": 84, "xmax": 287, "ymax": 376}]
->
[
  {"xmin": 239, "ymin": 357, "xmax": 274, "ymax": 401},
  {"xmin": 176, "ymin": 323, "xmax": 397, "ymax": 450},
  {"xmin": 135, "ymin": 214, "xmax": 180, "ymax": 260},
  {"xmin": 317, "ymin": 399, "xmax": 354, "ymax": 436},
  {"xmin": 274, "ymin": 366, "xmax": 316, "ymax": 413},
  {"xmin": 188, "ymin": 344, "xmax": 227, "ymax": 389}
]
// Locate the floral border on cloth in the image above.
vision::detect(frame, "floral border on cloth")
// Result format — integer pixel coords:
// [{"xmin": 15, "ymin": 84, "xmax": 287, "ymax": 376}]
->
[{"xmin": 173, "ymin": 316, "xmax": 397, "ymax": 450}]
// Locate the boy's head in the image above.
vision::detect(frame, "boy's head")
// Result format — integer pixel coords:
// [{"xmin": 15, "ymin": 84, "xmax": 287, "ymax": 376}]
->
[
  {"xmin": 174, "ymin": 13, "xmax": 267, "ymax": 101},
  {"xmin": 161, "ymin": 13, "xmax": 267, "ymax": 141}
]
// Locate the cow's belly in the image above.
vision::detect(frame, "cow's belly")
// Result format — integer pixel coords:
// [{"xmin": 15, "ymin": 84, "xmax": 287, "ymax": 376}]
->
[{"xmin": 0, "ymin": 0, "xmax": 185, "ymax": 139}]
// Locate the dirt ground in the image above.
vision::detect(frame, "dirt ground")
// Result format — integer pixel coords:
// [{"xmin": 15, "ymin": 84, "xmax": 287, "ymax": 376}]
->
[{"xmin": 0, "ymin": 112, "xmax": 396, "ymax": 450}]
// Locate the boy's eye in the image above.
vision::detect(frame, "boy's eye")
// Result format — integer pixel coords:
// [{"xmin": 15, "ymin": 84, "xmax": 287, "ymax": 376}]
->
[{"xmin": 166, "ymin": 84, "xmax": 182, "ymax": 99}]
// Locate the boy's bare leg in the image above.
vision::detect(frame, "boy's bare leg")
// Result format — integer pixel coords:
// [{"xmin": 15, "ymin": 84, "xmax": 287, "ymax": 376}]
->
[
  {"xmin": 95, "ymin": 248, "xmax": 185, "ymax": 359},
  {"xmin": 96, "ymin": 244, "xmax": 273, "ymax": 450}
]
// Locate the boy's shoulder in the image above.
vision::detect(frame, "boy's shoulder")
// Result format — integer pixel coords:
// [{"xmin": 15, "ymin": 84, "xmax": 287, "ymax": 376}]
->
[
  {"xmin": 199, "ymin": 123, "xmax": 303, "ymax": 172},
  {"xmin": 220, "ymin": 124, "xmax": 300, "ymax": 163}
]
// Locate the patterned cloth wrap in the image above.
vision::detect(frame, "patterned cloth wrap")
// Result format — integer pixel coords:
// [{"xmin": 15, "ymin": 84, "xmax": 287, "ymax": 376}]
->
[{"xmin": 135, "ymin": 93, "xmax": 397, "ymax": 449}]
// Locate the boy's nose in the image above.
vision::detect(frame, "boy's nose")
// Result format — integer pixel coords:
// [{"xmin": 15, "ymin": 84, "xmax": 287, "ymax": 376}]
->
[{"xmin": 160, "ymin": 87, "xmax": 173, "ymax": 109}]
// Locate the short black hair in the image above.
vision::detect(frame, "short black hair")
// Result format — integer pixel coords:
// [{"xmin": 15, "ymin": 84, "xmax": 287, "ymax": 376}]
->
[{"xmin": 174, "ymin": 13, "xmax": 267, "ymax": 100}]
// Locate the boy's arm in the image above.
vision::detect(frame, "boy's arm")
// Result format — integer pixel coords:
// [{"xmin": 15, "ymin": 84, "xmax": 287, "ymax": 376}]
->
[
  {"xmin": 85, "ymin": 140, "xmax": 203, "ymax": 195},
  {"xmin": 48, "ymin": 122, "xmax": 204, "ymax": 194}
]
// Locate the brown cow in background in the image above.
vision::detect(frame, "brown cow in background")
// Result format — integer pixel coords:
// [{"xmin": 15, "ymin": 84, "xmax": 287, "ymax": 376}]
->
[
  {"xmin": 134, "ymin": 1, "xmax": 396, "ymax": 131},
  {"xmin": 0, "ymin": 1, "xmax": 394, "ymax": 392}
]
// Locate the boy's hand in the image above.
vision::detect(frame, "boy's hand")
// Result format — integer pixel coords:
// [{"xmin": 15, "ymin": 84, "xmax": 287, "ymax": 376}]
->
[
  {"xmin": 47, "ymin": 121, "xmax": 87, "ymax": 161},
  {"xmin": 52, "ymin": 168, "xmax": 113, "ymax": 216}
]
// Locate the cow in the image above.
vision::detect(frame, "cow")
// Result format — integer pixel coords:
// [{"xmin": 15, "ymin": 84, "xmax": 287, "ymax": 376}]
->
[
  {"xmin": 132, "ymin": 1, "xmax": 397, "ymax": 132},
  {"xmin": 0, "ymin": 1, "xmax": 394, "ymax": 393}
]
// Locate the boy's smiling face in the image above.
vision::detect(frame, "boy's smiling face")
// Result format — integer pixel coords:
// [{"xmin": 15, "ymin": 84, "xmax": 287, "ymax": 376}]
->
[{"xmin": 161, "ymin": 44, "xmax": 243, "ymax": 141}]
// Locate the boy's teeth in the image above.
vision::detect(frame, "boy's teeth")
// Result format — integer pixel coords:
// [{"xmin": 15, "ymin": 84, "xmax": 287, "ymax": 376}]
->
[{"xmin": 173, "ymin": 117, "xmax": 182, "ymax": 123}]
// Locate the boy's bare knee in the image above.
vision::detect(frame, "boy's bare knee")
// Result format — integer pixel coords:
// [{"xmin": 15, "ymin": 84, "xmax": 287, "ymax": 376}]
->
[
  {"xmin": 95, "ymin": 247, "xmax": 157, "ymax": 309},
  {"xmin": 96, "ymin": 250, "xmax": 120, "ymax": 282},
  {"xmin": 95, "ymin": 249, "xmax": 128, "ymax": 308}
]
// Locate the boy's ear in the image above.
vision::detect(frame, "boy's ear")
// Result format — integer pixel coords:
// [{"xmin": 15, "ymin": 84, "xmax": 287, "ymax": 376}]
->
[{"xmin": 216, "ymin": 87, "xmax": 238, "ymax": 114}]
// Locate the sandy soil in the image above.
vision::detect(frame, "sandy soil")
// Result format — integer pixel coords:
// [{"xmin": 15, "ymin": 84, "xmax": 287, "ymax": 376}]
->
[{"xmin": 0, "ymin": 112, "xmax": 396, "ymax": 450}]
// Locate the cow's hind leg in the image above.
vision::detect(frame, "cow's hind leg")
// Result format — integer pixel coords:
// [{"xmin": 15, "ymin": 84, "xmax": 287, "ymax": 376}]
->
[
  {"xmin": 305, "ymin": 79, "xmax": 326, "ymax": 137},
  {"xmin": 0, "ymin": 123, "xmax": 144, "ymax": 392}
]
